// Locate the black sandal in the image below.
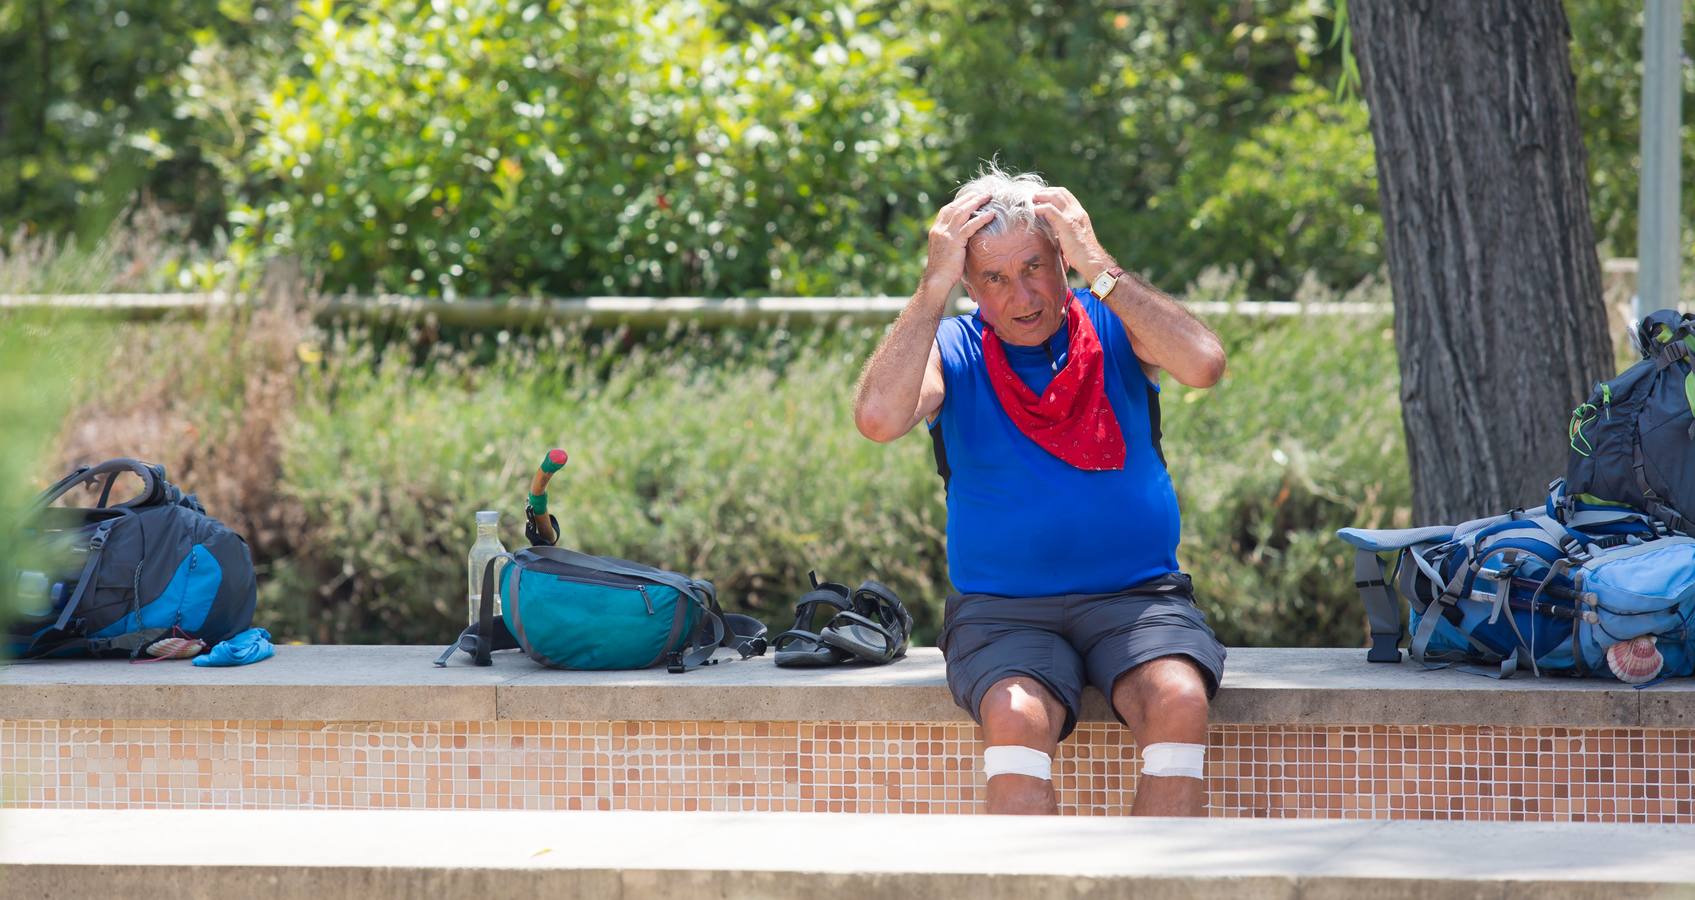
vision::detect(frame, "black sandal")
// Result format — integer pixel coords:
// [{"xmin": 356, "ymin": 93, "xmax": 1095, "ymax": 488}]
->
[
  {"xmin": 819, "ymin": 579, "xmax": 911, "ymax": 665},
  {"xmin": 772, "ymin": 572, "xmax": 855, "ymax": 668}
]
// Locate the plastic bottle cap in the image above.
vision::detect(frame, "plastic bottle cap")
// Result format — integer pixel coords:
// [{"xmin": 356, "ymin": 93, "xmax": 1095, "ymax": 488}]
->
[{"xmin": 476, "ymin": 510, "xmax": 500, "ymax": 525}]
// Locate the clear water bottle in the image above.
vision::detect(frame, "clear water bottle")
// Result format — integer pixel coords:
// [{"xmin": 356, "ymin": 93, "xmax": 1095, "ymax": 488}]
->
[
  {"xmin": 466, "ymin": 510, "xmax": 509, "ymax": 626},
  {"xmin": 16, "ymin": 571, "xmax": 51, "ymax": 617}
]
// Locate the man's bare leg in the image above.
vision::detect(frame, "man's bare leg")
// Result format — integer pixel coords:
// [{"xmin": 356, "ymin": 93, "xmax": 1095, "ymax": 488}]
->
[
  {"xmin": 978, "ymin": 675, "xmax": 1067, "ymax": 815},
  {"xmin": 1111, "ymin": 656, "xmax": 1211, "ymax": 816}
]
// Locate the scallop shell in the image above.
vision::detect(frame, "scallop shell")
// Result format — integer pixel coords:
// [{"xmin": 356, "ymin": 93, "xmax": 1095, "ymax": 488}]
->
[
  {"xmin": 1605, "ymin": 636, "xmax": 1663, "ymax": 684},
  {"xmin": 144, "ymin": 637, "xmax": 207, "ymax": 660}
]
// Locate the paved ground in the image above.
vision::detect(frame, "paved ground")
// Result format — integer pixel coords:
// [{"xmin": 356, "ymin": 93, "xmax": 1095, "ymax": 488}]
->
[{"xmin": 2, "ymin": 808, "xmax": 1692, "ymax": 899}]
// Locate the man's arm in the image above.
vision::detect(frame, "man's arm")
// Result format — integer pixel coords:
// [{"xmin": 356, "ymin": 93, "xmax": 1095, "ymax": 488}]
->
[
  {"xmin": 853, "ymin": 301, "xmax": 947, "ymax": 443},
  {"xmin": 1033, "ymin": 187, "xmax": 1226, "ymax": 388},
  {"xmin": 854, "ymin": 192, "xmax": 992, "ymax": 442}
]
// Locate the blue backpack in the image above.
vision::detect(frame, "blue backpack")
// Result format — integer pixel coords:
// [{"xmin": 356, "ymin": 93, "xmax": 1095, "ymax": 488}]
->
[
  {"xmin": 1339, "ymin": 482, "xmax": 1695, "ymax": 680},
  {"xmin": 1567, "ymin": 308, "xmax": 1695, "ymax": 534},
  {"xmin": 9, "ymin": 459, "xmax": 257, "ymax": 659},
  {"xmin": 435, "ymin": 546, "xmax": 767, "ymax": 672}
]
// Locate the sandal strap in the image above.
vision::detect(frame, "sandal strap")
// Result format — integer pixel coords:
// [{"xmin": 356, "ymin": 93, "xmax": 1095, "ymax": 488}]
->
[
  {"xmin": 816, "ymin": 610, "xmax": 901, "ymax": 664},
  {"xmin": 791, "ymin": 584, "xmax": 852, "ymax": 632},
  {"xmin": 772, "ymin": 628, "xmax": 830, "ymax": 651},
  {"xmin": 852, "ymin": 580, "xmax": 913, "ymax": 639}
]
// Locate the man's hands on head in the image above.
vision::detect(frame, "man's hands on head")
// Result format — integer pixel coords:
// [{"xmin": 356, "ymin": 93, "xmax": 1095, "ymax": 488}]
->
[
  {"xmin": 1031, "ymin": 185, "xmax": 1226, "ymax": 389},
  {"xmin": 922, "ymin": 192, "xmax": 995, "ymax": 298},
  {"xmin": 1032, "ymin": 187, "xmax": 1116, "ymax": 284},
  {"xmin": 855, "ymin": 194, "xmax": 984, "ymax": 444}
]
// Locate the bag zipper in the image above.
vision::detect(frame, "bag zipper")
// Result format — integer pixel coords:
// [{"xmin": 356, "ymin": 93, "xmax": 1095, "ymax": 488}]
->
[{"xmin": 549, "ymin": 573, "xmax": 658, "ymax": 615}]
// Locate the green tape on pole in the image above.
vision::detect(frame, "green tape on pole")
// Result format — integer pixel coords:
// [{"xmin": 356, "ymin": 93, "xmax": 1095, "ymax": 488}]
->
[
  {"xmin": 528, "ymin": 493, "xmax": 548, "ymax": 515},
  {"xmin": 540, "ymin": 449, "xmax": 567, "ymax": 473}
]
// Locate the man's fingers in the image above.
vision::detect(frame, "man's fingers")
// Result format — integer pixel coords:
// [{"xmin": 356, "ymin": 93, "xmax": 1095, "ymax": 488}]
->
[
  {"xmin": 942, "ymin": 192, "xmax": 990, "ymax": 220},
  {"xmin": 960, "ymin": 206, "xmax": 996, "ymax": 237}
]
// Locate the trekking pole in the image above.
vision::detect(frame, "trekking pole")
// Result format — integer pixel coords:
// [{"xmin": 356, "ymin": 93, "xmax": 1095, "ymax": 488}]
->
[{"xmin": 525, "ymin": 448, "xmax": 568, "ymax": 546}]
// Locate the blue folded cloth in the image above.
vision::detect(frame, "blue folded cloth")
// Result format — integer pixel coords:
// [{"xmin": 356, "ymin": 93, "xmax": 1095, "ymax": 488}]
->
[{"xmin": 193, "ymin": 627, "xmax": 275, "ymax": 667}]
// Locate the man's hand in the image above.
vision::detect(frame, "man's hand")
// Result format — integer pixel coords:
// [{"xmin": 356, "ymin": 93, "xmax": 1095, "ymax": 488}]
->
[
  {"xmin": 1033, "ymin": 187, "xmax": 1115, "ymax": 282},
  {"xmin": 922, "ymin": 192, "xmax": 994, "ymax": 294}
]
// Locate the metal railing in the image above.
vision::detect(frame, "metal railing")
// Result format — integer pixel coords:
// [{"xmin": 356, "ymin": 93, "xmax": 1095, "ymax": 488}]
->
[{"xmin": 0, "ymin": 291, "xmax": 1391, "ymax": 326}]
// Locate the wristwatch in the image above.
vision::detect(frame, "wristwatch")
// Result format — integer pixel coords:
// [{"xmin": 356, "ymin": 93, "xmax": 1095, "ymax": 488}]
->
[{"xmin": 1089, "ymin": 266, "xmax": 1125, "ymax": 301}]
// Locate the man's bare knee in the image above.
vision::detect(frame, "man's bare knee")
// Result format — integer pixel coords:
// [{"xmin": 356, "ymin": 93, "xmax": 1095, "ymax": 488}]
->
[
  {"xmin": 978, "ymin": 676, "xmax": 1065, "ymax": 751},
  {"xmin": 1111, "ymin": 657, "xmax": 1210, "ymax": 741}
]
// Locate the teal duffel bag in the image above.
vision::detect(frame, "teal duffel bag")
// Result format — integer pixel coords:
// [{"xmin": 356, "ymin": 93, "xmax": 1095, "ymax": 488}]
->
[{"xmin": 434, "ymin": 546, "xmax": 767, "ymax": 672}]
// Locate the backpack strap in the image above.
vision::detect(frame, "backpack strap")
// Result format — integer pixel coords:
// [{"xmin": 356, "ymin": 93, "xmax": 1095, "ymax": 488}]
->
[
  {"xmin": 1630, "ymin": 443, "xmax": 1693, "ymax": 535},
  {"xmin": 41, "ymin": 628, "xmax": 176, "ymax": 660},
  {"xmin": 1354, "ymin": 549, "xmax": 1403, "ymax": 663},
  {"xmin": 667, "ymin": 581, "xmax": 768, "ymax": 673},
  {"xmin": 18, "ymin": 513, "xmax": 128, "ymax": 660},
  {"xmin": 31, "ymin": 459, "xmax": 175, "ymax": 513},
  {"xmin": 432, "ymin": 553, "xmax": 514, "ymax": 668}
]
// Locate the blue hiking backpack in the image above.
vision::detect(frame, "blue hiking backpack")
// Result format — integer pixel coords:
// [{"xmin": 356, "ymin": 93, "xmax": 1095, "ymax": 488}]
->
[
  {"xmin": 435, "ymin": 545, "xmax": 767, "ymax": 672},
  {"xmin": 8, "ymin": 458, "xmax": 258, "ymax": 659},
  {"xmin": 1338, "ymin": 481, "xmax": 1695, "ymax": 680},
  {"xmin": 1566, "ymin": 308, "xmax": 1695, "ymax": 534}
]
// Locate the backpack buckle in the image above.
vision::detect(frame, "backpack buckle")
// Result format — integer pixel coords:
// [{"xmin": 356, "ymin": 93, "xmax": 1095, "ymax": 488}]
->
[{"xmin": 666, "ymin": 651, "xmax": 685, "ymax": 674}]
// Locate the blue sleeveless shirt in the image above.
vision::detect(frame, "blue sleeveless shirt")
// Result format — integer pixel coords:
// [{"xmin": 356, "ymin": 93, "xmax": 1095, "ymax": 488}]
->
[{"xmin": 930, "ymin": 289, "xmax": 1180, "ymax": 597}]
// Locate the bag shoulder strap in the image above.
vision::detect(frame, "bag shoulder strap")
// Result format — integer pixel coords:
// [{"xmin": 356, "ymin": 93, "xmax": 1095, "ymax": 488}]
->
[
  {"xmin": 31, "ymin": 458, "xmax": 175, "ymax": 513},
  {"xmin": 19, "ymin": 512, "xmax": 129, "ymax": 659}
]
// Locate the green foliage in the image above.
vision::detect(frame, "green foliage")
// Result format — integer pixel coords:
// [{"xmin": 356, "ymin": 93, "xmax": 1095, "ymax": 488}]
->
[
  {"xmin": 225, "ymin": 310, "xmax": 1400, "ymax": 648},
  {"xmin": 0, "ymin": 313, "xmax": 89, "ymax": 634},
  {"xmin": 274, "ymin": 321, "xmax": 951, "ymax": 641},
  {"xmin": 1165, "ymin": 312, "xmax": 1408, "ymax": 646},
  {"xmin": 239, "ymin": 0, "xmax": 941, "ymax": 298},
  {"xmin": 1160, "ymin": 80, "xmax": 1381, "ymax": 299},
  {"xmin": 8, "ymin": 0, "xmax": 1694, "ymax": 300},
  {"xmin": 1527, "ymin": 1, "xmax": 1695, "ymax": 281},
  {"xmin": 922, "ymin": 0, "xmax": 1378, "ymax": 298},
  {"xmin": 0, "ymin": 0, "xmax": 291, "ymax": 242}
]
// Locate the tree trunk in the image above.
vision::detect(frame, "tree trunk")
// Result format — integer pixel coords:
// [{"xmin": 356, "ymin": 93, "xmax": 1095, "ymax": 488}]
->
[{"xmin": 1350, "ymin": 0, "xmax": 1613, "ymax": 523}]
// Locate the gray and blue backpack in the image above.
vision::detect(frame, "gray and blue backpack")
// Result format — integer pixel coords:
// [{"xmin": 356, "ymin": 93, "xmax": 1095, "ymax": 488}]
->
[
  {"xmin": 1340, "ymin": 482, "xmax": 1695, "ymax": 681},
  {"xmin": 1339, "ymin": 309, "xmax": 1695, "ymax": 681},
  {"xmin": 1566, "ymin": 308, "xmax": 1695, "ymax": 533},
  {"xmin": 8, "ymin": 458, "xmax": 257, "ymax": 659}
]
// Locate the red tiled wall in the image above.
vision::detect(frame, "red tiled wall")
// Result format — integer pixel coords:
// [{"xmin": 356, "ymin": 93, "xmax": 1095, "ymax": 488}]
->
[{"xmin": 4, "ymin": 720, "xmax": 1690, "ymax": 821}]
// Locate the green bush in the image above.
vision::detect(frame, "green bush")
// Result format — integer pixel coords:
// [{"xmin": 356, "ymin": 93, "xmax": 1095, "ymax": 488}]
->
[
  {"xmin": 1165, "ymin": 312, "xmax": 1408, "ymax": 645},
  {"xmin": 1, "ymin": 312, "xmax": 90, "ymax": 633},
  {"xmin": 255, "ymin": 309, "xmax": 1406, "ymax": 648},
  {"xmin": 0, "ymin": 0, "xmax": 291, "ymax": 241},
  {"xmin": 274, "ymin": 321, "xmax": 951, "ymax": 641},
  {"xmin": 239, "ymin": 0, "xmax": 941, "ymax": 298}
]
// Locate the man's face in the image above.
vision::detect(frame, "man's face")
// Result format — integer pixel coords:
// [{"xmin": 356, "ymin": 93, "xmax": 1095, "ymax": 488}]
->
[{"xmin": 963, "ymin": 227, "xmax": 1069, "ymax": 347}]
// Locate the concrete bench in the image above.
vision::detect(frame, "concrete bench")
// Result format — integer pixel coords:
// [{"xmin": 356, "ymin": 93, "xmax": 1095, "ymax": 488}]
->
[
  {"xmin": 2, "ymin": 646, "xmax": 1692, "ymax": 820},
  {"xmin": 3, "ymin": 808, "xmax": 1692, "ymax": 899}
]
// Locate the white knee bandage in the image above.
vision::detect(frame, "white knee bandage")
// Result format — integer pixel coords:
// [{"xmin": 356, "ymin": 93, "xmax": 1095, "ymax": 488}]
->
[
  {"xmin": 1141, "ymin": 742, "xmax": 1206, "ymax": 779},
  {"xmin": 983, "ymin": 745, "xmax": 1053, "ymax": 781}
]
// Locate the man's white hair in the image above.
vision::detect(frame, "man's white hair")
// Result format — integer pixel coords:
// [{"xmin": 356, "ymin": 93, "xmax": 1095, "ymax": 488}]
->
[{"xmin": 954, "ymin": 161, "xmax": 1059, "ymax": 248}]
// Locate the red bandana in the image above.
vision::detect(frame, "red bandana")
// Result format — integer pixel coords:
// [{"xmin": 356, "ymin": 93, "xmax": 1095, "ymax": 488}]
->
[{"xmin": 980, "ymin": 299, "xmax": 1126, "ymax": 471}]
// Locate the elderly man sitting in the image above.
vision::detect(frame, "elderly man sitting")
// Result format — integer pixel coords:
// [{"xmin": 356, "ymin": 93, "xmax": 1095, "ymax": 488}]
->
[{"xmin": 853, "ymin": 165, "xmax": 1228, "ymax": 816}]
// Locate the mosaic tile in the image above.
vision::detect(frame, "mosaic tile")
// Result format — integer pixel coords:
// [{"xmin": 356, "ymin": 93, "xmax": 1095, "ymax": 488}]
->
[{"xmin": 2, "ymin": 720, "xmax": 1690, "ymax": 821}]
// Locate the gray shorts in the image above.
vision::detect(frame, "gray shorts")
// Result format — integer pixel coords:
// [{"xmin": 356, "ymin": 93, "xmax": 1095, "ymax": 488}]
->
[{"xmin": 936, "ymin": 572, "xmax": 1226, "ymax": 741}]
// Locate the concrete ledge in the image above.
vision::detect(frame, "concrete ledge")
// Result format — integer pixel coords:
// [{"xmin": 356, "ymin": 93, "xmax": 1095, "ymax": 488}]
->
[
  {"xmin": 3, "ymin": 809, "xmax": 1693, "ymax": 899},
  {"xmin": 2, "ymin": 646, "xmax": 1688, "ymax": 726}
]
